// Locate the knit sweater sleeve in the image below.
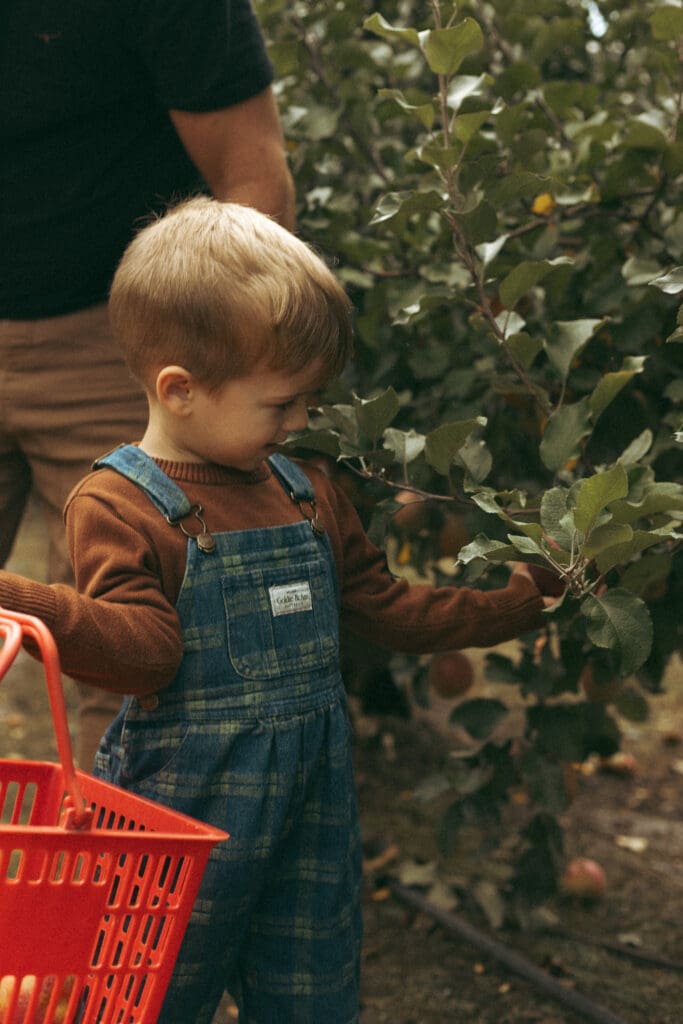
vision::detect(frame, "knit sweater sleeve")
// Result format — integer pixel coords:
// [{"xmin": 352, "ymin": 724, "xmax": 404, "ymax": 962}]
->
[
  {"xmin": 0, "ymin": 487, "xmax": 183, "ymax": 694},
  {"xmin": 317, "ymin": 476, "xmax": 545, "ymax": 652}
]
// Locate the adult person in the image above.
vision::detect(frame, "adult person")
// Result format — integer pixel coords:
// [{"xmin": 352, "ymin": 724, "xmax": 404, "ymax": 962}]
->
[{"xmin": 0, "ymin": 0, "xmax": 295, "ymax": 768}]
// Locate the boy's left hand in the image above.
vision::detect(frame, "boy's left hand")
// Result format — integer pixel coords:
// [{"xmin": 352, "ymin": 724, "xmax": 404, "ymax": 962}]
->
[{"xmin": 511, "ymin": 562, "xmax": 565, "ymax": 607}]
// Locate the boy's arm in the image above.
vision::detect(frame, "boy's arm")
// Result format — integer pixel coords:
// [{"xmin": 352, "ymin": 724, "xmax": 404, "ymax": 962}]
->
[
  {"xmin": 322, "ymin": 479, "xmax": 545, "ymax": 652},
  {"xmin": 0, "ymin": 494, "xmax": 183, "ymax": 693}
]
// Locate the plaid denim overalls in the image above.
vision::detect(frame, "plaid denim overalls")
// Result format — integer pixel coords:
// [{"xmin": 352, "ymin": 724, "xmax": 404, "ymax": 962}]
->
[{"xmin": 93, "ymin": 446, "xmax": 362, "ymax": 1024}]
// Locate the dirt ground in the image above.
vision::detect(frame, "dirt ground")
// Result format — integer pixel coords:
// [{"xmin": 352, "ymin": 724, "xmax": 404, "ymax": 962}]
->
[{"xmin": 2, "ymin": 501, "xmax": 683, "ymax": 1023}]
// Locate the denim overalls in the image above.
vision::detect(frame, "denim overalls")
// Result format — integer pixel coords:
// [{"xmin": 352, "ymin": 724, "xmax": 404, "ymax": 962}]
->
[{"xmin": 92, "ymin": 446, "xmax": 362, "ymax": 1024}]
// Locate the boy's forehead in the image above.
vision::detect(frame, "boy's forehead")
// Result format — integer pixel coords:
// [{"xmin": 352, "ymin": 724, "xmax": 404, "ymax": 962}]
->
[{"xmin": 259, "ymin": 358, "xmax": 328, "ymax": 394}]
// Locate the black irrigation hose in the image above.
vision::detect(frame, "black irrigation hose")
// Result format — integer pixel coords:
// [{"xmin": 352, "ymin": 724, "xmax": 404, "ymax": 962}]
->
[
  {"xmin": 389, "ymin": 880, "xmax": 631, "ymax": 1024},
  {"xmin": 545, "ymin": 926, "xmax": 683, "ymax": 974}
]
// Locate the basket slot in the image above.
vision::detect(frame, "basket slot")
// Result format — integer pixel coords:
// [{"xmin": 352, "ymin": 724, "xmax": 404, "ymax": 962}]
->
[
  {"xmin": 0, "ymin": 780, "xmax": 38, "ymax": 827},
  {"xmin": 91, "ymin": 851, "xmax": 193, "ymax": 974},
  {"xmin": 81, "ymin": 970, "xmax": 153, "ymax": 1024}
]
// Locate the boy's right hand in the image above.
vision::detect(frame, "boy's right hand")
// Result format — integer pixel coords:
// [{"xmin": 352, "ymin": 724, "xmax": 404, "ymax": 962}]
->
[
  {"xmin": 510, "ymin": 562, "xmax": 565, "ymax": 608},
  {"xmin": 523, "ymin": 563, "xmax": 566, "ymax": 598}
]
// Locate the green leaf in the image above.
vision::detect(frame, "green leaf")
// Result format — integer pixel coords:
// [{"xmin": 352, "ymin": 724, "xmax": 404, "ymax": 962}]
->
[
  {"xmin": 447, "ymin": 74, "xmax": 491, "ymax": 111},
  {"xmin": 378, "ymin": 88, "xmax": 435, "ymax": 130},
  {"xmin": 488, "ymin": 172, "xmax": 554, "ymax": 204},
  {"xmin": 476, "ymin": 235, "xmax": 509, "ymax": 266},
  {"xmin": 515, "ymin": 521, "xmax": 544, "ymax": 544},
  {"xmin": 539, "ymin": 398, "xmax": 592, "ymax": 472},
  {"xmin": 581, "ymin": 588, "xmax": 653, "ymax": 675},
  {"xmin": 595, "ymin": 527, "xmax": 677, "ymax": 575},
  {"xmin": 622, "ymin": 256, "xmax": 663, "ymax": 286},
  {"xmin": 449, "ymin": 698, "xmax": 508, "ymax": 740},
  {"xmin": 544, "ymin": 319, "xmax": 606, "ymax": 381},
  {"xmin": 370, "ymin": 192, "xmax": 409, "ymax": 226},
  {"xmin": 457, "ymin": 535, "xmax": 515, "ymax": 564},
  {"xmin": 425, "ymin": 417, "xmax": 487, "ymax": 475},
  {"xmin": 581, "ymin": 522, "xmax": 633, "ymax": 559},
  {"xmin": 320, "ymin": 404, "xmax": 358, "ymax": 442},
  {"xmin": 540, "ymin": 487, "xmax": 574, "ymax": 549},
  {"xmin": 620, "ymin": 551, "xmax": 672, "ymax": 599},
  {"xmin": 454, "ymin": 436, "xmax": 492, "ymax": 484},
  {"xmin": 505, "ymin": 332, "xmax": 543, "ymax": 370},
  {"xmin": 499, "ymin": 258, "xmax": 572, "ymax": 310},
  {"xmin": 383, "ymin": 427, "xmax": 426, "ymax": 466},
  {"xmin": 363, "ymin": 13, "xmax": 420, "ymax": 47},
  {"xmin": 618, "ymin": 429, "xmax": 653, "ymax": 467},
  {"xmin": 419, "ymin": 20, "xmax": 484, "ymax": 76},
  {"xmin": 650, "ymin": 6, "xmax": 683, "ymax": 40},
  {"xmin": 507, "ymin": 533, "xmax": 545, "ymax": 557},
  {"xmin": 648, "ymin": 266, "xmax": 683, "ymax": 295},
  {"xmin": 460, "ymin": 200, "xmax": 499, "ymax": 245},
  {"xmin": 353, "ymin": 388, "xmax": 400, "ymax": 441},
  {"xmin": 268, "ymin": 39, "xmax": 304, "ymax": 76},
  {"xmin": 453, "ymin": 109, "xmax": 491, "ymax": 143},
  {"xmin": 589, "ymin": 357, "xmax": 647, "ymax": 420},
  {"xmin": 370, "ymin": 189, "xmax": 443, "ymax": 227},
  {"xmin": 610, "ymin": 483, "xmax": 683, "ymax": 524},
  {"xmin": 283, "ymin": 429, "xmax": 341, "ymax": 458},
  {"xmin": 574, "ymin": 465, "xmax": 629, "ymax": 535},
  {"xmin": 494, "ymin": 309, "xmax": 526, "ymax": 340},
  {"xmin": 622, "ymin": 120, "xmax": 670, "ymax": 152}
]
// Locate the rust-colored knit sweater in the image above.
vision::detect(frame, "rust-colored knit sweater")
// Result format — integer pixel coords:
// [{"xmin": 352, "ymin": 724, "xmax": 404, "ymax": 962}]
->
[{"xmin": 0, "ymin": 457, "xmax": 544, "ymax": 694}]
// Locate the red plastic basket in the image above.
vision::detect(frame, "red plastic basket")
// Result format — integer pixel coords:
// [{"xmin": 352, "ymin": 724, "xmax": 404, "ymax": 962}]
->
[{"xmin": 0, "ymin": 609, "xmax": 228, "ymax": 1023}]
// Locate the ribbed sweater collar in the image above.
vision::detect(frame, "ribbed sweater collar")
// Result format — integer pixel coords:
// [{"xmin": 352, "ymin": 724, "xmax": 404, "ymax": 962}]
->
[{"xmin": 152, "ymin": 458, "xmax": 271, "ymax": 486}]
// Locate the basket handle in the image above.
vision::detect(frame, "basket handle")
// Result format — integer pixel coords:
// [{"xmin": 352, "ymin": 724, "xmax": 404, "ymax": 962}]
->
[{"xmin": 0, "ymin": 607, "xmax": 92, "ymax": 829}]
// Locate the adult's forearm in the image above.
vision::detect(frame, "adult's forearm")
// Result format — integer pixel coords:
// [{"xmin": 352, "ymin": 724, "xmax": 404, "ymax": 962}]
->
[
  {"xmin": 215, "ymin": 158, "xmax": 296, "ymax": 231},
  {"xmin": 169, "ymin": 88, "xmax": 297, "ymax": 231}
]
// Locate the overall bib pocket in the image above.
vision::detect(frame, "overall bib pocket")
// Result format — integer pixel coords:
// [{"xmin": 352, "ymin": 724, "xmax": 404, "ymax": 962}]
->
[{"xmin": 222, "ymin": 559, "xmax": 338, "ymax": 680}]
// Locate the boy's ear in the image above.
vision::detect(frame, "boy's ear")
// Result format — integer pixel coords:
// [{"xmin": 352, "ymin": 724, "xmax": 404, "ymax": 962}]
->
[{"xmin": 155, "ymin": 366, "xmax": 197, "ymax": 415}]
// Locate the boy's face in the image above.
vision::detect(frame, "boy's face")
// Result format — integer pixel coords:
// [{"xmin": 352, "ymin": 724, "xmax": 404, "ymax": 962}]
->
[{"xmin": 177, "ymin": 361, "xmax": 324, "ymax": 471}]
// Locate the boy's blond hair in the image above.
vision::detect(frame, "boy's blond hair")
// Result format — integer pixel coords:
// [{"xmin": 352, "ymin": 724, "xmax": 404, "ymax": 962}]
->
[{"xmin": 109, "ymin": 197, "xmax": 353, "ymax": 390}]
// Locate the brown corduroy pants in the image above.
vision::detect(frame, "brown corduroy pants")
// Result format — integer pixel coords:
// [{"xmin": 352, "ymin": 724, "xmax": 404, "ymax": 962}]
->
[{"xmin": 0, "ymin": 303, "xmax": 148, "ymax": 769}]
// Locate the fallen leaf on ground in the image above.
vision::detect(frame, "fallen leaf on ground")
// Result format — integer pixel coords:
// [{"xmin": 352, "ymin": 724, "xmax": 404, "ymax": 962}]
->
[{"xmin": 615, "ymin": 834, "xmax": 649, "ymax": 853}]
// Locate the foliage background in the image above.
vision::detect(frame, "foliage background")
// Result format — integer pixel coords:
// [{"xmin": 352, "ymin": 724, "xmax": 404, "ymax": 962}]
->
[{"xmin": 255, "ymin": 0, "xmax": 683, "ymax": 908}]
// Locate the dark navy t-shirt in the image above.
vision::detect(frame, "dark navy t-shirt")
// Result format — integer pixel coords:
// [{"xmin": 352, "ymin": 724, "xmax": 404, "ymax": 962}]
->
[{"xmin": 1, "ymin": 0, "xmax": 273, "ymax": 317}]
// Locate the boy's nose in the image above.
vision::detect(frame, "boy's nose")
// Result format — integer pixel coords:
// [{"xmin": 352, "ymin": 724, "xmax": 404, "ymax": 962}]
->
[{"xmin": 285, "ymin": 399, "xmax": 309, "ymax": 433}]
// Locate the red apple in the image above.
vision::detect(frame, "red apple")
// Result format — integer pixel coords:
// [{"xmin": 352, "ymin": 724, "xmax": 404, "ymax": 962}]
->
[
  {"xmin": 560, "ymin": 857, "xmax": 606, "ymax": 899},
  {"xmin": 0, "ymin": 975, "xmax": 75, "ymax": 1024},
  {"xmin": 436, "ymin": 512, "xmax": 470, "ymax": 558},
  {"xmin": 392, "ymin": 490, "xmax": 430, "ymax": 536},
  {"xmin": 428, "ymin": 651, "xmax": 474, "ymax": 699}
]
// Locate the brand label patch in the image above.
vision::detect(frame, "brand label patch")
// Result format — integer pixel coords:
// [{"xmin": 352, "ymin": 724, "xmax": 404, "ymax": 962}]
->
[{"xmin": 269, "ymin": 581, "xmax": 313, "ymax": 617}]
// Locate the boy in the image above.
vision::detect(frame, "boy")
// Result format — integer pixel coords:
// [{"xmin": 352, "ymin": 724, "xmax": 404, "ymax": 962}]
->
[{"xmin": 0, "ymin": 198, "xmax": 555, "ymax": 1023}]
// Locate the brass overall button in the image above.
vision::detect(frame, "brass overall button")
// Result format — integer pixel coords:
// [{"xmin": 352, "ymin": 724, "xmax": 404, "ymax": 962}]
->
[{"xmin": 138, "ymin": 693, "xmax": 160, "ymax": 711}]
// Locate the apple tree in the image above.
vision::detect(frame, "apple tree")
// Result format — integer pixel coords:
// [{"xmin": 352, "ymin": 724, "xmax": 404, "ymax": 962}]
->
[{"xmin": 257, "ymin": 0, "xmax": 683, "ymax": 911}]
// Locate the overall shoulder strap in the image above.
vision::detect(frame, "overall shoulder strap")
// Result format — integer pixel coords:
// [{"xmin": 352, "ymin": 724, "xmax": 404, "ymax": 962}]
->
[
  {"xmin": 93, "ymin": 445, "xmax": 192, "ymax": 522},
  {"xmin": 267, "ymin": 453, "xmax": 315, "ymax": 502}
]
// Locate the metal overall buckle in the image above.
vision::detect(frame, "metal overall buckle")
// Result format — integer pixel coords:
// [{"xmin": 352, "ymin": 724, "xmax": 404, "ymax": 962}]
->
[
  {"xmin": 291, "ymin": 493, "xmax": 325, "ymax": 537},
  {"xmin": 167, "ymin": 504, "xmax": 216, "ymax": 553}
]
